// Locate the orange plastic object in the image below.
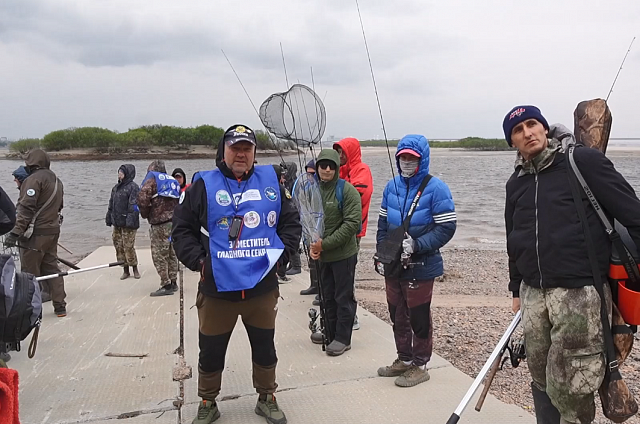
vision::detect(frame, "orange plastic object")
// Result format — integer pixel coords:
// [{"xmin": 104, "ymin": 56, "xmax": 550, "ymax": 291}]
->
[{"xmin": 617, "ymin": 280, "xmax": 640, "ymax": 325}]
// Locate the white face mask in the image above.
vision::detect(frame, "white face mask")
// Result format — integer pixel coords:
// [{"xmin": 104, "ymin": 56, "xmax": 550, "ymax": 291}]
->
[{"xmin": 399, "ymin": 158, "xmax": 419, "ymax": 177}]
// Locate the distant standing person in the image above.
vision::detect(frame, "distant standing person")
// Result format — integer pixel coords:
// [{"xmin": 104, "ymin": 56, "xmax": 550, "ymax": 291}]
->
[
  {"xmin": 106, "ymin": 164, "xmax": 141, "ymax": 280},
  {"xmin": 333, "ymin": 137, "xmax": 374, "ymax": 330},
  {"xmin": 4, "ymin": 149, "xmax": 67, "ymax": 317},
  {"xmin": 138, "ymin": 160, "xmax": 180, "ymax": 296},
  {"xmin": 172, "ymin": 168, "xmax": 190, "ymax": 192}
]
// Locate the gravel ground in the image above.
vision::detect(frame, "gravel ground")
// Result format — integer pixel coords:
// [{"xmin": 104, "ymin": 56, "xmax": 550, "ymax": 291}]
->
[{"xmin": 348, "ymin": 247, "xmax": 640, "ymax": 424}]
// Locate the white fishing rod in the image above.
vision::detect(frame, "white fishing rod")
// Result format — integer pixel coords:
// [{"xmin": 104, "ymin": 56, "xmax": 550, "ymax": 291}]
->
[
  {"xmin": 36, "ymin": 261, "xmax": 124, "ymax": 281},
  {"xmin": 446, "ymin": 310, "xmax": 522, "ymax": 424}
]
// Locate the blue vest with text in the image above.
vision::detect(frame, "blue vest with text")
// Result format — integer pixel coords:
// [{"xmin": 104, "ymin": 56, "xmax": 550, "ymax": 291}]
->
[
  {"xmin": 202, "ymin": 166, "xmax": 284, "ymax": 292},
  {"xmin": 142, "ymin": 171, "xmax": 180, "ymax": 199}
]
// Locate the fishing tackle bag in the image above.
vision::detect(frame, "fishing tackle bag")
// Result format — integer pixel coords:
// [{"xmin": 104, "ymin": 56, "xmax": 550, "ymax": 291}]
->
[
  {"xmin": 574, "ymin": 98, "xmax": 613, "ymax": 153},
  {"xmin": 0, "ymin": 254, "xmax": 42, "ymax": 358}
]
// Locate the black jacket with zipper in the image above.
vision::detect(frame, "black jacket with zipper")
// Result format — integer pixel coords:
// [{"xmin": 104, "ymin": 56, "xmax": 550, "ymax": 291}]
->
[
  {"xmin": 505, "ymin": 146, "xmax": 640, "ymax": 298},
  {"xmin": 171, "ymin": 163, "xmax": 302, "ymax": 302}
]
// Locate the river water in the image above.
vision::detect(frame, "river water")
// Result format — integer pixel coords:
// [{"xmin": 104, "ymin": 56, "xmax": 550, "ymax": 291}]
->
[{"xmin": 2, "ymin": 148, "xmax": 640, "ymax": 260}]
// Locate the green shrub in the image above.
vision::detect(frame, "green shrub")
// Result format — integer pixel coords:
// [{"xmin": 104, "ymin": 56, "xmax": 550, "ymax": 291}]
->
[{"xmin": 9, "ymin": 138, "xmax": 42, "ymax": 153}]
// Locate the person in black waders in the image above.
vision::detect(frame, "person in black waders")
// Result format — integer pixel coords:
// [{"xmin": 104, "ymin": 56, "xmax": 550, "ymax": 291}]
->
[{"xmin": 172, "ymin": 124, "xmax": 301, "ymax": 424}]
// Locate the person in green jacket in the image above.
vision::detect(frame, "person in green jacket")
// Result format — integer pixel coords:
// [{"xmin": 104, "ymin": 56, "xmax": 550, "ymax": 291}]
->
[{"xmin": 309, "ymin": 149, "xmax": 361, "ymax": 356}]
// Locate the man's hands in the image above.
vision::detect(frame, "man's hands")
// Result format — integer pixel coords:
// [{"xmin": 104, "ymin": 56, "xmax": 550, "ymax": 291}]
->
[
  {"xmin": 310, "ymin": 238, "xmax": 323, "ymax": 260},
  {"xmin": 512, "ymin": 297, "xmax": 521, "ymax": 313},
  {"xmin": 4, "ymin": 233, "xmax": 18, "ymax": 248},
  {"xmin": 402, "ymin": 235, "xmax": 415, "ymax": 254}
]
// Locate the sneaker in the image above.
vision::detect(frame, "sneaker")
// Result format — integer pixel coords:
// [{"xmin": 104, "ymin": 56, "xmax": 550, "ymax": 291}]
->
[
  {"xmin": 310, "ymin": 331, "xmax": 324, "ymax": 345},
  {"xmin": 0, "ymin": 351, "xmax": 11, "ymax": 363},
  {"xmin": 169, "ymin": 281, "xmax": 179, "ymax": 292},
  {"xmin": 394, "ymin": 365, "xmax": 430, "ymax": 387},
  {"xmin": 352, "ymin": 314, "xmax": 360, "ymax": 330},
  {"xmin": 312, "ymin": 294, "xmax": 320, "ymax": 306},
  {"xmin": 55, "ymin": 308, "xmax": 67, "ymax": 318},
  {"xmin": 326, "ymin": 340, "xmax": 351, "ymax": 356},
  {"xmin": 255, "ymin": 394, "xmax": 287, "ymax": 424},
  {"xmin": 192, "ymin": 400, "xmax": 220, "ymax": 424},
  {"xmin": 278, "ymin": 274, "xmax": 289, "ymax": 283},
  {"xmin": 299, "ymin": 286, "xmax": 318, "ymax": 295},
  {"xmin": 285, "ymin": 267, "xmax": 301, "ymax": 276},
  {"xmin": 150, "ymin": 286, "xmax": 174, "ymax": 297},
  {"xmin": 377, "ymin": 358, "xmax": 411, "ymax": 377}
]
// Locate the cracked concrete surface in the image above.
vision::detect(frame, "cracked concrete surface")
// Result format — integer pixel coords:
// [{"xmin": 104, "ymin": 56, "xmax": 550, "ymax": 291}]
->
[{"xmin": 12, "ymin": 247, "xmax": 534, "ymax": 424}]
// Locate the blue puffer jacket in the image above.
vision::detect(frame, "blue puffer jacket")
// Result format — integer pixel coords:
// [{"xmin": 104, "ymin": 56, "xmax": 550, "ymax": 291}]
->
[{"xmin": 376, "ymin": 135, "xmax": 456, "ymax": 280}]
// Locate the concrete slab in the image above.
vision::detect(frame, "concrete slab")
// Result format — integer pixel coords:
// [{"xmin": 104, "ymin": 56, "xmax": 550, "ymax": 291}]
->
[
  {"xmin": 91, "ymin": 410, "xmax": 178, "ymax": 424},
  {"xmin": 12, "ymin": 247, "xmax": 180, "ymax": 424},
  {"xmin": 182, "ymin": 367, "xmax": 533, "ymax": 424}
]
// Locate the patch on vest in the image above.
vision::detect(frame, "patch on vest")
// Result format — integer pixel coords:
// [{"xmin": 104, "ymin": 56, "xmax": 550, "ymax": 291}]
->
[
  {"xmin": 217, "ymin": 216, "xmax": 230, "ymax": 230},
  {"xmin": 179, "ymin": 191, "xmax": 185, "ymax": 204},
  {"xmin": 264, "ymin": 187, "xmax": 278, "ymax": 201},
  {"xmin": 159, "ymin": 174, "xmax": 166, "ymax": 180},
  {"xmin": 267, "ymin": 211, "xmax": 277, "ymax": 227},
  {"xmin": 26, "ymin": 189, "xmax": 36, "ymax": 197},
  {"xmin": 216, "ymin": 190, "xmax": 232, "ymax": 206},
  {"xmin": 244, "ymin": 211, "xmax": 260, "ymax": 228}
]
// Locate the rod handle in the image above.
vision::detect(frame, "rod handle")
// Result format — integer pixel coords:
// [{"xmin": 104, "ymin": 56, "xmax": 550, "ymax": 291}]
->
[
  {"xmin": 475, "ymin": 355, "xmax": 502, "ymax": 411},
  {"xmin": 445, "ymin": 414, "xmax": 460, "ymax": 424}
]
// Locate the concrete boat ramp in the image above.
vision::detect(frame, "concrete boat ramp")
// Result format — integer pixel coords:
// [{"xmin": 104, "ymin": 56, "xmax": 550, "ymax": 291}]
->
[{"xmin": 11, "ymin": 247, "xmax": 534, "ymax": 424}]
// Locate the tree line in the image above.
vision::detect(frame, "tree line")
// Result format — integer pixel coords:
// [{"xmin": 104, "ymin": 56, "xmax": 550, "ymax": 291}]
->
[{"xmin": 9, "ymin": 125, "xmax": 288, "ymax": 154}]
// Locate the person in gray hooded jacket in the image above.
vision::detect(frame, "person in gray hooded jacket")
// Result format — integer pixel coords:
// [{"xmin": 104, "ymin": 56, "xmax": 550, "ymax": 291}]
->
[{"xmin": 106, "ymin": 164, "xmax": 141, "ymax": 280}]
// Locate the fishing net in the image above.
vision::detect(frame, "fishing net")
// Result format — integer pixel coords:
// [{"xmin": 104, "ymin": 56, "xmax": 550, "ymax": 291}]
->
[
  {"xmin": 292, "ymin": 173, "xmax": 324, "ymax": 243},
  {"xmin": 259, "ymin": 84, "xmax": 326, "ymax": 146}
]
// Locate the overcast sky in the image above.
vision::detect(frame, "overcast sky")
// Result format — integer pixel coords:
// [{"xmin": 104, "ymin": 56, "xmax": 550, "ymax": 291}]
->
[{"xmin": 0, "ymin": 0, "xmax": 638, "ymax": 141}]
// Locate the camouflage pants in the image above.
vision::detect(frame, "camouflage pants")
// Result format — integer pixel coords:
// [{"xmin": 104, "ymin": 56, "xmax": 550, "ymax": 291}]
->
[
  {"xmin": 521, "ymin": 282, "xmax": 611, "ymax": 424},
  {"xmin": 149, "ymin": 222, "xmax": 178, "ymax": 287},
  {"xmin": 112, "ymin": 227, "xmax": 138, "ymax": 266}
]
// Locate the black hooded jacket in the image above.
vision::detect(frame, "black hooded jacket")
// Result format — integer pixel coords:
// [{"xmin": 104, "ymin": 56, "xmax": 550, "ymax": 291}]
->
[
  {"xmin": 0, "ymin": 186, "xmax": 16, "ymax": 236},
  {"xmin": 106, "ymin": 164, "xmax": 140, "ymax": 229},
  {"xmin": 282, "ymin": 162, "xmax": 298, "ymax": 192},
  {"xmin": 172, "ymin": 140, "xmax": 302, "ymax": 301}
]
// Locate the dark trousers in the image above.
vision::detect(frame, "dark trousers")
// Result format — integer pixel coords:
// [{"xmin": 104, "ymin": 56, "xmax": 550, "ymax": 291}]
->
[
  {"xmin": 19, "ymin": 233, "xmax": 67, "ymax": 311},
  {"xmin": 309, "ymin": 257, "xmax": 319, "ymax": 287},
  {"xmin": 320, "ymin": 254, "xmax": 357, "ymax": 345},
  {"xmin": 385, "ymin": 278, "xmax": 434, "ymax": 366},
  {"xmin": 196, "ymin": 288, "xmax": 280, "ymax": 401}
]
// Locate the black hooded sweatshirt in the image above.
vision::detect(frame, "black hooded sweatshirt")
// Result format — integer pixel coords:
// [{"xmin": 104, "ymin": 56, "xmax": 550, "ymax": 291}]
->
[{"xmin": 106, "ymin": 164, "xmax": 140, "ymax": 229}]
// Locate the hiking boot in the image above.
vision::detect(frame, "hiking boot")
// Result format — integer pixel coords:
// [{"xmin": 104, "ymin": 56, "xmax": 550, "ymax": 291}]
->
[
  {"xmin": 120, "ymin": 266, "xmax": 130, "ymax": 280},
  {"xmin": 41, "ymin": 292, "xmax": 52, "ymax": 303},
  {"xmin": 0, "ymin": 351, "xmax": 11, "ymax": 363},
  {"xmin": 326, "ymin": 340, "xmax": 350, "ymax": 356},
  {"xmin": 150, "ymin": 286, "xmax": 174, "ymax": 297},
  {"xmin": 55, "ymin": 308, "xmax": 67, "ymax": 318},
  {"xmin": 132, "ymin": 266, "xmax": 141, "ymax": 279},
  {"xmin": 169, "ymin": 280, "xmax": 179, "ymax": 292},
  {"xmin": 192, "ymin": 400, "xmax": 220, "ymax": 424},
  {"xmin": 377, "ymin": 358, "xmax": 411, "ymax": 377},
  {"xmin": 285, "ymin": 267, "xmax": 301, "ymax": 276},
  {"xmin": 352, "ymin": 314, "xmax": 360, "ymax": 330},
  {"xmin": 312, "ymin": 294, "xmax": 320, "ymax": 306},
  {"xmin": 394, "ymin": 365, "xmax": 430, "ymax": 387},
  {"xmin": 255, "ymin": 394, "xmax": 287, "ymax": 424},
  {"xmin": 310, "ymin": 331, "xmax": 324, "ymax": 345},
  {"xmin": 299, "ymin": 285, "xmax": 318, "ymax": 295}
]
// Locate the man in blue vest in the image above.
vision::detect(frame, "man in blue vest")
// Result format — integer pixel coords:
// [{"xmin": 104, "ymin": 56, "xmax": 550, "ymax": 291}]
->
[{"xmin": 172, "ymin": 124, "xmax": 301, "ymax": 424}]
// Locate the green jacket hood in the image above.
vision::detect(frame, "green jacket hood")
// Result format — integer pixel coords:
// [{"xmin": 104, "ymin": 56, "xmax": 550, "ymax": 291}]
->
[
  {"xmin": 316, "ymin": 149, "xmax": 340, "ymax": 183},
  {"xmin": 25, "ymin": 149, "xmax": 51, "ymax": 170}
]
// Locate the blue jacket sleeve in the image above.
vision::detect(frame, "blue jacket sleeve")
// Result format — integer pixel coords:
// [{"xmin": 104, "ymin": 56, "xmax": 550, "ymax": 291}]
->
[
  {"xmin": 415, "ymin": 181, "xmax": 456, "ymax": 253},
  {"xmin": 376, "ymin": 183, "xmax": 389, "ymax": 245}
]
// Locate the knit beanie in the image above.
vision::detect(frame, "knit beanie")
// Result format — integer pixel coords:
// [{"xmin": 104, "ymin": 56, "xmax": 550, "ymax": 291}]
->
[{"xmin": 503, "ymin": 105, "xmax": 549, "ymax": 146}]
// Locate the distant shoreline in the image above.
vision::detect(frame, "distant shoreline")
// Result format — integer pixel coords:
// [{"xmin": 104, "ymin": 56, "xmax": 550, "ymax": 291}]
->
[{"xmin": 0, "ymin": 146, "xmax": 292, "ymax": 161}]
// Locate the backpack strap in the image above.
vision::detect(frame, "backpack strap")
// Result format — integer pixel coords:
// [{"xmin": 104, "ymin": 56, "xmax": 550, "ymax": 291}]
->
[
  {"xmin": 402, "ymin": 174, "xmax": 433, "ymax": 232},
  {"xmin": 336, "ymin": 179, "xmax": 346, "ymax": 210}
]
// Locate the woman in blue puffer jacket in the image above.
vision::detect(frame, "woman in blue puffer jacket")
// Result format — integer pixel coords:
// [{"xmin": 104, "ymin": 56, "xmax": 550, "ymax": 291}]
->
[{"xmin": 375, "ymin": 134, "xmax": 456, "ymax": 387}]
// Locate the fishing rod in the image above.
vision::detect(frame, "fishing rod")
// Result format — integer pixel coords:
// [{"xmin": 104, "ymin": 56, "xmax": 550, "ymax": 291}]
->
[
  {"xmin": 221, "ymin": 49, "xmax": 288, "ymax": 164},
  {"xmin": 16, "ymin": 244, "xmax": 80, "ymax": 270},
  {"xmin": 355, "ymin": 0, "xmax": 399, "ymax": 196},
  {"xmin": 36, "ymin": 260, "xmax": 124, "ymax": 281},
  {"xmin": 606, "ymin": 36, "xmax": 636, "ymax": 103}
]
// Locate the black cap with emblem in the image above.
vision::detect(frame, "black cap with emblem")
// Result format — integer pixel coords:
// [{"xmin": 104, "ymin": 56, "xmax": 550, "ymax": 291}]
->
[{"xmin": 223, "ymin": 124, "xmax": 257, "ymax": 146}]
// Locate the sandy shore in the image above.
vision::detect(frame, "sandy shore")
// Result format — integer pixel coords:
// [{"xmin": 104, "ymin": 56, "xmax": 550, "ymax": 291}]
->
[{"xmin": 300, "ymin": 246, "xmax": 640, "ymax": 424}]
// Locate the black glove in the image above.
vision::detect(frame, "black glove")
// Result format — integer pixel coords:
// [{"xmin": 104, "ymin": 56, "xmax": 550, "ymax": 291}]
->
[{"xmin": 4, "ymin": 233, "xmax": 19, "ymax": 248}]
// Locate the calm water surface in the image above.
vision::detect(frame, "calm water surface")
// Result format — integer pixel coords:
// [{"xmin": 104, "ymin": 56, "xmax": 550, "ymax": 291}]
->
[{"xmin": 2, "ymin": 148, "xmax": 640, "ymax": 259}]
